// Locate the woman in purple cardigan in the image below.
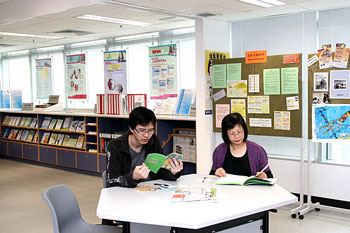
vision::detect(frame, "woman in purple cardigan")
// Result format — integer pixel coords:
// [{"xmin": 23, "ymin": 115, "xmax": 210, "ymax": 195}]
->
[{"xmin": 210, "ymin": 113, "xmax": 273, "ymax": 178}]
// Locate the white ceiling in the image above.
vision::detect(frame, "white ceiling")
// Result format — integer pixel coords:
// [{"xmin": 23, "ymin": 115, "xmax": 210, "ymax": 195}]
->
[{"xmin": 1, "ymin": 0, "xmax": 350, "ymax": 53}]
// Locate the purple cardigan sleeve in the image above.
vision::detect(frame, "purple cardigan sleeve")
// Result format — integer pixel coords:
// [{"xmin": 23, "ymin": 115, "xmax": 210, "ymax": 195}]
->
[
  {"xmin": 210, "ymin": 143, "xmax": 228, "ymax": 172},
  {"xmin": 246, "ymin": 140, "xmax": 270, "ymax": 175}
]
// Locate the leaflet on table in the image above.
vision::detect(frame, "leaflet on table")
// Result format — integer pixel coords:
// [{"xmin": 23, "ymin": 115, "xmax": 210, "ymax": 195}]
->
[{"xmin": 171, "ymin": 187, "xmax": 219, "ymax": 202}]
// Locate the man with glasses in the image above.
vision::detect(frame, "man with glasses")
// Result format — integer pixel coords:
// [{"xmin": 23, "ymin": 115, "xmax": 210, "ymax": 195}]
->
[{"xmin": 106, "ymin": 106, "xmax": 183, "ymax": 188}]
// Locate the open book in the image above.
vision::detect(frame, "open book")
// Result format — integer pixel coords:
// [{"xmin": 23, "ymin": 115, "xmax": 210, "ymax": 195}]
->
[
  {"xmin": 145, "ymin": 152, "xmax": 183, "ymax": 173},
  {"xmin": 216, "ymin": 174, "xmax": 277, "ymax": 186}
]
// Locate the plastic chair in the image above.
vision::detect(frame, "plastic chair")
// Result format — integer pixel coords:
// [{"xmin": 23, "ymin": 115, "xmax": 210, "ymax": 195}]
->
[
  {"xmin": 102, "ymin": 170, "xmax": 108, "ymax": 188},
  {"xmin": 42, "ymin": 184, "xmax": 121, "ymax": 233}
]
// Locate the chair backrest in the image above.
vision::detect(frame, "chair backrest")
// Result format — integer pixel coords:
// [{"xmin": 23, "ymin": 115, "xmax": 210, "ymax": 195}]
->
[
  {"xmin": 102, "ymin": 171, "xmax": 107, "ymax": 188},
  {"xmin": 42, "ymin": 185, "xmax": 84, "ymax": 233}
]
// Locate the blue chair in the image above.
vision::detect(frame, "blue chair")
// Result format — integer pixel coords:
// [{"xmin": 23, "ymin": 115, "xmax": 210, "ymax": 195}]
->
[{"xmin": 42, "ymin": 184, "xmax": 121, "ymax": 233}]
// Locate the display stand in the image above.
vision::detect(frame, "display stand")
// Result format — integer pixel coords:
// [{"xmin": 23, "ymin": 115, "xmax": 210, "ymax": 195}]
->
[
  {"xmin": 296, "ymin": 141, "xmax": 350, "ymax": 219},
  {"xmin": 34, "ymin": 103, "xmax": 64, "ymax": 112},
  {"xmin": 290, "ymin": 139, "xmax": 308, "ymax": 219}
]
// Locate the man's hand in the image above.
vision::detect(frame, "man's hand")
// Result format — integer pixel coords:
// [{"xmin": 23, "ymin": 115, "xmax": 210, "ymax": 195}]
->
[
  {"xmin": 169, "ymin": 158, "xmax": 183, "ymax": 175},
  {"xmin": 132, "ymin": 163, "xmax": 150, "ymax": 180}
]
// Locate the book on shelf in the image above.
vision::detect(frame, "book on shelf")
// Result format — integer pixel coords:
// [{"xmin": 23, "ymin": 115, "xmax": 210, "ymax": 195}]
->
[
  {"xmin": 76, "ymin": 121, "xmax": 85, "ymax": 132},
  {"xmin": 174, "ymin": 89, "xmax": 195, "ymax": 115},
  {"xmin": 33, "ymin": 131, "xmax": 38, "ymax": 142},
  {"xmin": 88, "ymin": 149, "xmax": 98, "ymax": 152},
  {"xmin": 24, "ymin": 117, "xmax": 33, "ymax": 127},
  {"xmin": 41, "ymin": 117, "xmax": 52, "ymax": 129},
  {"xmin": 55, "ymin": 119, "xmax": 63, "ymax": 130},
  {"xmin": 21, "ymin": 130, "xmax": 29, "ymax": 141},
  {"xmin": 69, "ymin": 120, "xmax": 79, "ymax": 131},
  {"xmin": 2, "ymin": 128, "xmax": 10, "ymax": 138},
  {"xmin": 3, "ymin": 115, "xmax": 11, "ymax": 125},
  {"xmin": 26, "ymin": 130, "xmax": 36, "ymax": 141},
  {"xmin": 16, "ymin": 130, "xmax": 24, "ymax": 140},
  {"xmin": 8, "ymin": 129, "xmax": 14, "ymax": 139},
  {"xmin": 55, "ymin": 134, "xmax": 64, "ymax": 145},
  {"xmin": 14, "ymin": 117, "xmax": 21, "ymax": 126},
  {"xmin": 145, "ymin": 152, "xmax": 183, "ymax": 174},
  {"xmin": 76, "ymin": 135, "xmax": 85, "ymax": 148},
  {"xmin": 11, "ymin": 129, "xmax": 19, "ymax": 139},
  {"xmin": 67, "ymin": 138, "xmax": 77, "ymax": 147},
  {"xmin": 41, "ymin": 132, "xmax": 51, "ymax": 144},
  {"xmin": 48, "ymin": 133, "xmax": 58, "ymax": 144},
  {"xmin": 171, "ymin": 187, "xmax": 219, "ymax": 203},
  {"xmin": 48, "ymin": 118, "xmax": 57, "ymax": 129},
  {"xmin": 19, "ymin": 117, "xmax": 26, "ymax": 126},
  {"xmin": 29, "ymin": 118, "xmax": 37, "ymax": 128},
  {"xmin": 9, "ymin": 116, "xmax": 16, "ymax": 126},
  {"xmin": 62, "ymin": 135, "xmax": 71, "ymax": 146},
  {"xmin": 87, "ymin": 131, "xmax": 97, "ymax": 135},
  {"xmin": 61, "ymin": 117, "xmax": 72, "ymax": 130},
  {"xmin": 215, "ymin": 174, "xmax": 277, "ymax": 186}
]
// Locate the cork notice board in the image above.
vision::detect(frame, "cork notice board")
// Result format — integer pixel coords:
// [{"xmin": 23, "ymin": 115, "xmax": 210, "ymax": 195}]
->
[
  {"xmin": 307, "ymin": 53, "xmax": 350, "ymax": 139},
  {"xmin": 212, "ymin": 54, "xmax": 302, "ymax": 138}
]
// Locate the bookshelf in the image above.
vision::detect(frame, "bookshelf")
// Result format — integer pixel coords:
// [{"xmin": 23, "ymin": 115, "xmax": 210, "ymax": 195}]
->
[{"xmin": 0, "ymin": 110, "xmax": 196, "ymax": 174}]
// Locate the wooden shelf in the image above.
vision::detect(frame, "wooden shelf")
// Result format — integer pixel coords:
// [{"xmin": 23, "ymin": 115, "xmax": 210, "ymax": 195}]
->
[
  {"xmin": 39, "ymin": 128, "xmax": 85, "ymax": 134},
  {"xmin": 2, "ymin": 125, "xmax": 37, "ymax": 130},
  {"xmin": 86, "ymin": 142, "xmax": 97, "ymax": 145}
]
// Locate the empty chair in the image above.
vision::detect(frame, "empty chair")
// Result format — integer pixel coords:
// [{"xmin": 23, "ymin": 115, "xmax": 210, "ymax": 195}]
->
[{"xmin": 42, "ymin": 184, "xmax": 121, "ymax": 233}]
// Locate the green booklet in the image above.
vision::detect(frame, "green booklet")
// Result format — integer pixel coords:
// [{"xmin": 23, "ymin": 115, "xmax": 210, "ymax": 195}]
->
[
  {"xmin": 145, "ymin": 152, "xmax": 183, "ymax": 173},
  {"xmin": 216, "ymin": 174, "xmax": 277, "ymax": 186}
]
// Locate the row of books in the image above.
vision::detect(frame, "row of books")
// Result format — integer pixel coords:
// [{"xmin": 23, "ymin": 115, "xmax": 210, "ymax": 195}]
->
[
  {"xmin": 97, "ymin": 94, "xmax": 146, "ymax": 115},
  {"xmin": 41, "ymin": 132, "xmax": 85, "ymax": 148},
  {"xmin": 41, "ymin": 116, "xmax": 85, "ymax": 132},
  {"xmin": 99, "ymin": 132, "xmax": 123, "ymax": 153},
  {"xmin": 2, "ymin": 128, "xmax": 38, "ymax": 142},
  {"xmin": 2, "ymin": 115, "xmax": 37, "ymax": 128}
]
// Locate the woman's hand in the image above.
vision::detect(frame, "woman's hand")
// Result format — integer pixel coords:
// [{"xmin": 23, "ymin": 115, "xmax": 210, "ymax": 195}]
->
[
  {"xmin": 215, "ymin": 168, "xmax": 227, "ymax": 177},
  {"xmin": 133, "ymin": 163, "xmax": 150, "ymax": 180},
  {"xmin": 256, "ymin": 171, "xmax": 267, "ymax": 179},
  {"xmin": 169, "ymin": 158, "xmax": 183, "ymax": 175}
]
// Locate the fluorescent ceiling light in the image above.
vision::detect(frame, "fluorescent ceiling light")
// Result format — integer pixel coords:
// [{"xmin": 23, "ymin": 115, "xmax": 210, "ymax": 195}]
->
[
  {"xmin": 7, "ymin": 50, "xmax": 30, "ymax": 56},
  {"xmin": 0, "ymin": 32, "xmax": 63, "ymax": 39},
  {"xmin": 172, "ymin": 27, "xmax": 195, "ymax": 35},
  {"xmin": 76, "ymin": 14, "xmax": 150, "ymax": 27},
  {"xmin": 260, "ymin": 0, "xmax": 286, "ymax": 6},
  {"xmin": 37, "ymin": 45, "xmax": 64, "ymax": 52},
  {"xmin": 239, "ymin": 0, "xmax": 273, "ymax": 8},
  {"xmin": 115, "ymin": 32, "xmax": 159, "ymax": 41},
  {"xmin": 71, "ymin": 39, "xmax": 106, "ymax": 48}
]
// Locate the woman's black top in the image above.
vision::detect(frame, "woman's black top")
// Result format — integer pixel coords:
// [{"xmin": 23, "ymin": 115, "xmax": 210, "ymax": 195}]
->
[
  {"xmin": 222, "ymin": 149, "xmax": 252, "ymax": 177},
  {"xmin": 221, "ymin": 149, "xmax": 273, "ymax": 178}
]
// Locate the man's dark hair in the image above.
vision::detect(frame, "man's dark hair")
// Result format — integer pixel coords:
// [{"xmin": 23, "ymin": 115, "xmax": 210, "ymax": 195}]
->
[
  {"xmin": 221, "ymin": 112, "xmax": 248, "ymax": 145},
  {"xmin": 128, "ymin": 107, "xmax": 156, "ymax": 132}
]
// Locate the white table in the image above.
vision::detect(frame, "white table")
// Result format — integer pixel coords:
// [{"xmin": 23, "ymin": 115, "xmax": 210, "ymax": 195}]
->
[{"xmin": 97, "ymin": 174, "xmax": 297, "ymax": 233}]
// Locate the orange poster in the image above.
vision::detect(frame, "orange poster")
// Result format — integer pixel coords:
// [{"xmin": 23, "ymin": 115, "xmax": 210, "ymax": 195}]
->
[{"xmin": 245, "ymin": 50, "xmax": 267, "ymax": 64}]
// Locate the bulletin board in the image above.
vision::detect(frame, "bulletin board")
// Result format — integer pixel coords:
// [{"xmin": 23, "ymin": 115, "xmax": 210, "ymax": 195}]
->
[
  {"xmin": 307, "ymin": 53, "xmax": 350, "ymax": 139},
  {"xmin": 212, "ymin": 54, "xmax": 302, "ymax": 137}
]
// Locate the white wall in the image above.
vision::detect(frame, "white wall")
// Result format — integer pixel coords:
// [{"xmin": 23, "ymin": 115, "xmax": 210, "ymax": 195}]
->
[{"xmin": 195, "ymin": 18, "xmax": 230, "ymax": 174}]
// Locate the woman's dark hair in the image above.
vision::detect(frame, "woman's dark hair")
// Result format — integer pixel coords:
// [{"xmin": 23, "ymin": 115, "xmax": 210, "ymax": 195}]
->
[
  {"xmin": 221, "ymin": 113, "xmax": 248, "ymax": 145},
  {"xmin": 128, "ymin": 107, "xmax": 156, "ymax": 132}
]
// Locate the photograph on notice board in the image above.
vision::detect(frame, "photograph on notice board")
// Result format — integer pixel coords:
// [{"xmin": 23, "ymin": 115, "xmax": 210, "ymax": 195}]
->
[
  {"xmin": 313, "ymin": 72, "xmax": 328, "ymax": 92},
  {"xmin": 330, "ymin": 70, "xmax": 350, "ymax": 99}
]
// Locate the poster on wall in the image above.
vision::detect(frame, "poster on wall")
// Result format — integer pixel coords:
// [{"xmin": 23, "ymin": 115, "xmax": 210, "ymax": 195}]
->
[
  {"xmin": 35, "ymin": 58, "xmax": 52, "ymax": 99},
  {"xmin": 66, "ymin": 54, "xmax": 87, "ymax": 99},
  {"xmin": 313, "ymin": 104, "xmax": 350, "ymax": 141},
  {"xmin": 149, "ymin": 44, "xmax": 178, "ymax": 99},
  {"xmin": 104, "ymin": 50, "xmax": 127, "ymax": 94},
  {"xmin": 205, "ymin": 51, "xmax": 230, "ymax": 76}
]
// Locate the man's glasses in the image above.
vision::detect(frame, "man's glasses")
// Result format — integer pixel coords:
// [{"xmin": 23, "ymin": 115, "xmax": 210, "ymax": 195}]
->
[{"xmin": 134, "ymin": 128, "xmax": 155, "ymax": 135}]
